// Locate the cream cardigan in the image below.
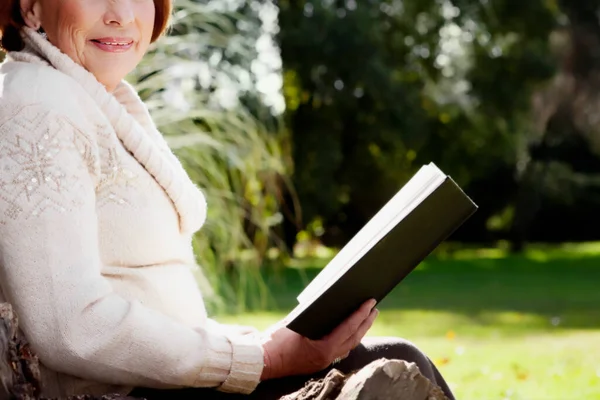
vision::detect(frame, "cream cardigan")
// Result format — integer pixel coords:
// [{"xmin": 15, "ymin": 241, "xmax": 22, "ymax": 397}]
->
[{"xmin": 0, "ymin": 28, "xmax": 264, "ymax": 398}]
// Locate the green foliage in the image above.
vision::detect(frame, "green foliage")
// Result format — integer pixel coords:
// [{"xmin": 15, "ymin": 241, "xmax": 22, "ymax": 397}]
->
[
  {"xmin": 275, "ymin": 0, "xmax": 579, "ymax": 246},
  {"xmin": 278, "ymin": 0, "xmax": 437, "ymax": 244},
  {"xmin": 128, "ymin": 1, "xmax": 287, "ymax": 312}
]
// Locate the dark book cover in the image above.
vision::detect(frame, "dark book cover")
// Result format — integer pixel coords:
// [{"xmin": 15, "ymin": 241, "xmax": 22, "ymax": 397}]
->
[{"xmin": 286, "ymin": 176, "xmax": 477, "ymax": 340}]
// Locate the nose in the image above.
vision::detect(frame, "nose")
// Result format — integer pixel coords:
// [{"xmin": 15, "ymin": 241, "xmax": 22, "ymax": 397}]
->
[{"xmin": 104, "ymin": 0, "xmax": 135, "ymax": 26}]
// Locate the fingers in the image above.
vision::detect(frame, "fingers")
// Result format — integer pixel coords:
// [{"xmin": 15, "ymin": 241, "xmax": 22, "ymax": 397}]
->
[
  {"xmin": 323, "ymin": 299, "xmax": 377, "ymax": 344},
  {"xmin": 340, "ymin": 307, "xmax": 379, "ymax": 353},
  {"xmin": 316, "ymin": 299, "xmax": 378, "ymax": 367}
]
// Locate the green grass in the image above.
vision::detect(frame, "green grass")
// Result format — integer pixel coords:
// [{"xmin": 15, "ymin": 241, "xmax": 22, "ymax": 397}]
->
[{"xmin": 214, "ymin": 243, "xmax": 600, "ymax": 399}]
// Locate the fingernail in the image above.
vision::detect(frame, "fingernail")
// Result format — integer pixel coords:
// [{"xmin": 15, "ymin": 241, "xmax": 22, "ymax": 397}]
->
[{"xmin": 370, "ymin": 299, "xmax": 377, "ymax": 308}]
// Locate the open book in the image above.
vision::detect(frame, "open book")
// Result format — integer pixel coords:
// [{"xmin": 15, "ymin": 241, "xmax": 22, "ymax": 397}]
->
[{"xmin": 285, "ymin": 162, "xmax": 477, "ymax": 340}]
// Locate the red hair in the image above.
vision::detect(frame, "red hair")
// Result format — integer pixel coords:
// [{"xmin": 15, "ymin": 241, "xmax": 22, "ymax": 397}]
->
[{"xmin": 0, "ymin": 0, "xmax": 171, "ymax": 52}]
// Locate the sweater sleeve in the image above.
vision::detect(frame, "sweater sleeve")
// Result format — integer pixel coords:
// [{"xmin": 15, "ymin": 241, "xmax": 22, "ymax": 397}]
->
[
  {"xmin": 0, "ymin": 105, "xmax": 264, "ymax": 394},
  {"xmin": 206, "ymin": 319, "xmax": 261, "ymax": 337}
]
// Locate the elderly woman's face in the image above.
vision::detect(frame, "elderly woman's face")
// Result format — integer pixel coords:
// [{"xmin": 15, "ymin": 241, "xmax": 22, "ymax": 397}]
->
[{"xmin": 24, "ymin": 0, "xmax": 156, "ymax": 91}]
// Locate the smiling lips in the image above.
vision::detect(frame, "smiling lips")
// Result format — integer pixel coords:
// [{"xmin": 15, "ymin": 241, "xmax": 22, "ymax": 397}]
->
[{"xmin": 91, "ymin": 37, "xmax": 134, "ymax": 53}]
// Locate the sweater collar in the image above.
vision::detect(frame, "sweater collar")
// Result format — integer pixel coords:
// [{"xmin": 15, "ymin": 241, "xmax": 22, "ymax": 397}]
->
[{"xmin": 10, "ymin": 27, "xmax": 206, "ymax": 234}]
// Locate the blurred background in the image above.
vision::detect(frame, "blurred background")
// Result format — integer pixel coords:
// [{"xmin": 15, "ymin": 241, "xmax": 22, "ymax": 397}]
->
[
  {"xmin": 130, "ymin": 1, "xmax": 600, "ymax": 399},
  {"xmin": 5, "ymin": 0, "xmax": 600, "ymax": 398}
]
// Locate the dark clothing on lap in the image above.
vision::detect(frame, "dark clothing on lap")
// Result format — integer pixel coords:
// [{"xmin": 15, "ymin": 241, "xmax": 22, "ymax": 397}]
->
[{"xmin": 130, "ymin": 337, "xmax": 455, "ymax": 400}]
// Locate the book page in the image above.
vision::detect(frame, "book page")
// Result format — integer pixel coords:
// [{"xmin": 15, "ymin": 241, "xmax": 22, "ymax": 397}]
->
[
  {"xmin": 296, "ymin": 162, "xmax": 446, "ymax": 305},
  {"xmin": 297, "ymin": 166, "xmax": 446, "ymax": 305},
  {"xmin": 296, "ymin": 163, "xmax": 440, "ymax": 304}
]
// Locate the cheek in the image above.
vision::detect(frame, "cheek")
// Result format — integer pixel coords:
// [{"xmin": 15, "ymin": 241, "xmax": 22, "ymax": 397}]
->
[
  {"xmin": 46, "ymin": 4, "xmax": 91, "ymax": 54},
  {"xmin": 139, "ymin": 2, "xmax": 157, "ymax": 41}
]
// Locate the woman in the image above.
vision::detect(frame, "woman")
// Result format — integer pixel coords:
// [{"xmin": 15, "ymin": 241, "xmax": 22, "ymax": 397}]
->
[{"xmin": 0, "ymin": 1, "xmax": 455, "ymax": 399}]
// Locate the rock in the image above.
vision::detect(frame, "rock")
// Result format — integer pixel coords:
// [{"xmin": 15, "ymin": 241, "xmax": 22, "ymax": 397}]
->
[
  {"xmin": 282, "ymin": 358, "xmax": 449, "ymax": 400},
  {"xmin": 336, "ymin": 358, "xmax": 449, "ymax": 400},
  {"xmin": 280, "ymin": 369, "xmax": 346, "ymax": 400}
]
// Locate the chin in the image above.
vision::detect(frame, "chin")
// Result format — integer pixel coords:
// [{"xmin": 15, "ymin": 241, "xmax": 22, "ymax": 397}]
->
[
  {"xmin": 93, "ymin": 67, "xmax": 132, "ymax": 89},
  {"xmin": 94, "ymin": 73, "xmax": 126, "ymax": 91},
  {"xmin": 87, "ymin": 55, "xmax": 138, "ymax": 82}
]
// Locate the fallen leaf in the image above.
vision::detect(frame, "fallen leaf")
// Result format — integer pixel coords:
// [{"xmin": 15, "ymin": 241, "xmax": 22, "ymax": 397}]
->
[
  {"xmin": 516, "ymin": 372, "xmax": 529, "ymax": 381},
  {"xmin": 435, "ymin": 357, "xmax": 451, "ymax": 366},
  {"xmin": 511, "ymin": 363, "xmax": 529, "ymax": 380}
]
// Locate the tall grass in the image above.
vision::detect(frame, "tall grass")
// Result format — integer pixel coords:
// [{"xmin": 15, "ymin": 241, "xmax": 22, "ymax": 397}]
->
[{"xmin": 128, "ymin": 1, "xmax": 289, "ymax": 313}]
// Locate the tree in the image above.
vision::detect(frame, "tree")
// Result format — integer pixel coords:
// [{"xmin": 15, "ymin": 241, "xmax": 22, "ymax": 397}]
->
[
  {"xmin": 275, "ymin": 0, "xmax": 561, "ymax": 247},
  {"xmin": 509, "ymin": 0, "xmax": 600, "ymax": 247}
]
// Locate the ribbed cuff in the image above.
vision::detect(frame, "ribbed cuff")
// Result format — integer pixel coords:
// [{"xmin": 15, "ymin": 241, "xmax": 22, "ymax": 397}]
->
[
  {"xmin": 193, "ymin": 334, "xmax": 233, "ymax": 386},
  {"xmin": 217, "ymin": 334, "xmax": 264, "ymax": 394}
]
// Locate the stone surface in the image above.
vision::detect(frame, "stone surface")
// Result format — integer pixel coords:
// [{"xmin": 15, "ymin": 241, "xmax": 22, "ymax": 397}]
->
[
  {"xmin": 336, "ymin": 358, "xmax": 449, "ymax": 400},
  {"xmin": 282, "ymin": 358, "xmax": 449, "ymax": 400}
]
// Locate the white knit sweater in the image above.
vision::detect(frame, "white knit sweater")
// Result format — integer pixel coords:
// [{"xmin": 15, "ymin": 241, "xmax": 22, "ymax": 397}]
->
[{"xmin": 0, "ymin": 28, "xmax": 264, "ymax": 398}]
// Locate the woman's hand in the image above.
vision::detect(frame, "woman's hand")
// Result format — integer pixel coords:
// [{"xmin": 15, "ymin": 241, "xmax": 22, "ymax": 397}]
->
[{"xmin": 260, "ymin": 299, "xmax": 379, "ymax": 380}]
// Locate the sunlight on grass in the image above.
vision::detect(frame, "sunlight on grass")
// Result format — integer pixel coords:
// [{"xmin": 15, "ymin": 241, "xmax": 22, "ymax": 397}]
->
[
  {"xmin": 287, "ymin": 241, "xmax": 600, "ymax": 271},
  {"xmin": 441, "ymin": 240, "xmax": 600, "ymax": 262},
  {"xmin": 533, "ymin": 241, "xmax": 600, "ymax": 256},
  {"xmin": 440, "ymin": 247, "xmax": 510, "ymax": 260},
  {"xmin": 215, "ymin": 309, "xmax": 585, "ymax": 340},
  {"xmin": 215, "ymin": 242, "xmax": 600, "ymax": 399},
  {"xmin": 417, "ymin": 332, "xmax": 600, "ymax": 400},
  {"xmin": 370, "ymin": 310, "xmax": 560, "ymax": 338},
  {"xmin": 216, "ymin": 311, "xmax": 600, "ymax": 399}
]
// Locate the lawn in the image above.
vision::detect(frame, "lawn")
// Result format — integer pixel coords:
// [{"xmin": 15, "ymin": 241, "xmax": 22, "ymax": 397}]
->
[{"xmin": 215, "ymin": 243, "xmax": 600, "ymax": 399}]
